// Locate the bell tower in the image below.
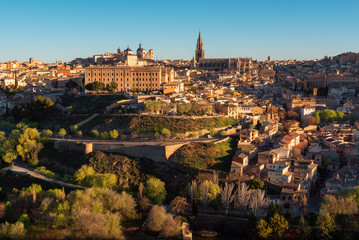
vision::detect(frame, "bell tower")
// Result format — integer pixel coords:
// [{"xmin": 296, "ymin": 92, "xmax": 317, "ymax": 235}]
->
[{"xmin": 195, "ymin": 31, "xmax": 204, "ymax": 62}]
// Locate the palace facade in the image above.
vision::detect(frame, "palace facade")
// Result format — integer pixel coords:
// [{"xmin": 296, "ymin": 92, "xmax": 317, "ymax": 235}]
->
[{"xmin": 85, "ymin": 66, "xmax": 174, "ymax": 92}]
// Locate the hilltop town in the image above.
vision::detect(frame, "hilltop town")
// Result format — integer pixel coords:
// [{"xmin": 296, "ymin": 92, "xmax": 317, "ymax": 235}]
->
[{"xmin": 1, "ymin": 32, "xmax": 359, "ymax": 239}]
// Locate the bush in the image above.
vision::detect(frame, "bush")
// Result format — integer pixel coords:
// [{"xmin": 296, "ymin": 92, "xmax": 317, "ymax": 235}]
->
[
  {"xmin": 160, "ymin": 128, "xmax": 171, "ymax": 139},
  {"xmin": 41, "ymin": 129, "xmax": 53, "ymax": 138},
  {"xmin": 91, "ymin": 130, "xmax": 99, "ymax": 138},
  {"xmin": 73, "ymin": 209, "xmax": 122, "ymax": 239},
  {"xmin": 58, "ymin": 128, "xmax": 66, "ymax": 138},
  {"xmin": 160, "ymin": 214, "xmax": 181, "ymax": 238},
  {"xmin": 8, "ymin": 222, "xmax": 26, "ymax": 239},
  {"xmin": 18, "ymin": 214, "xmax": 31, "ymax": 229},
  {"xmin": 144, "ymin": 178, "xmax": 166, "ymax": 204},
  {"xmin": 109, "ymin": 129, "xmax": 119, "ymax": 139},
  {"xmin": 146, "ymin": 205, "xmax": 167, "ymax": 232}
]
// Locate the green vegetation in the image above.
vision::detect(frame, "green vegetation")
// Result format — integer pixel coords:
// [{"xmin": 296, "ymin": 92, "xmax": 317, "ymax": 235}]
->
[
  {"xmin": 249, "ymin": 178, "xmax": 265, "ymax": 189},
  {"xmin": 87, "ymin": 152, "xmax": 144, "ymax": 190},
  {"xmin": 60, "ymin": 94, "xmax": 126, "ymax": 114},
  {"xmin": 12, "ymin": 95, "xmax": 55, "ymax": 122},
  {"xmin": 0, "ymin": 128, "xmax": 44, "ymax": 166},
  {"xmin": 313, "ymin": 109, "xmax": 359, "ymax": 123},
  {"xmin": 316, "ymin": 192, "xmax": 359, "ymax": 239},
  {"xmin": 65, "ymin": 80, "xmax": 78, "ymax": 89},
  {"xmin": 144, "ymin": 100, "xmax": 213, "ymax": 116},
  {"xmin": 1, "ymin": 185, "xmax": 135, "ymax": 239},
  {"xmin": 58, "ymin": 128, "xmax": 67, "ymax": 138},
  {"xmin": 38, "ymin": 141, "xmax": 87, "ymax": 177},
  {"xmin": 82, "ymin": 114, "xmax": 237, "ymax": 134},
  {"xmin": 145, "ymin": 205, "xmax": 181, "ymax": 238},
  {"xmin": 144, "ymin": 178, "xmax": 167, "ymax": 204},
  {"xmin": 169, "ymin": 138, "xmax": 236, "ymax": 171},
  {"xmin": 74, "ymin": 165, "xmax": 118, "ymax": 189}
]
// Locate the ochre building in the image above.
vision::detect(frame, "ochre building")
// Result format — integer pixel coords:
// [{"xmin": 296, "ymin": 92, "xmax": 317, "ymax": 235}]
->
[{"xmin": 85, "ymin": 66, "xmax": 174, "ymax": 92}]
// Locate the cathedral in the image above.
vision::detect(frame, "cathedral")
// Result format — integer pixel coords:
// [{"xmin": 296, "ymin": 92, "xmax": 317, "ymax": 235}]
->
[{"xmin": 194, "ymin": 32, "xmax": 253, "ymax": 73}]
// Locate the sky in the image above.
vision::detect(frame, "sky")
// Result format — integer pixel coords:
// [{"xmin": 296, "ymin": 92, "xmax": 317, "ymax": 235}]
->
[{"xmin": 0, "ymin": 0, "xmax": 358, "ymax": 62}]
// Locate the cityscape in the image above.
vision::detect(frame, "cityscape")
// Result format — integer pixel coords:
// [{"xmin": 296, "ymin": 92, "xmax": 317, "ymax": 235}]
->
[{"xmin": 1, "ymin": 1, "xmax": 359, "ymax": 239}]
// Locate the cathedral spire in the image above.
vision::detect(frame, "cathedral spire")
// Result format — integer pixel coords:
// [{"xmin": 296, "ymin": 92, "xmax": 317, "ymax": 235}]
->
[{"xmin": 195, "ymin": 31, "xmax": 204, "ymax": 62}]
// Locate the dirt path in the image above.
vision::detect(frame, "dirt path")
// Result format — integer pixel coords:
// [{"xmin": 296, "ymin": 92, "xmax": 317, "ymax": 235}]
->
[{"xmin": 2, "ymin": 160, "xmax": 85, "ymax": 189}]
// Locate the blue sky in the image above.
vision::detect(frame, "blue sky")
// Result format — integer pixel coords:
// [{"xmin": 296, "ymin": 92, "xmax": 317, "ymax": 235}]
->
[{"xmin": 1, "ymin": 0, "xmax": 358, "ymax": 62}]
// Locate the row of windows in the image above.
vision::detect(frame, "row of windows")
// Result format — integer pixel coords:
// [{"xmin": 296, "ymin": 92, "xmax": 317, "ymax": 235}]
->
[
  {"xmin": 88, "ymin": 78, "xmax": 158, "ymax": 82},
  {"xmin": 87, "ymin": 71, "xmax": 158, "ymax": 77},
  {"xmin": 87, "ymin": 79, "xmax": 159, "ymax": 87}
]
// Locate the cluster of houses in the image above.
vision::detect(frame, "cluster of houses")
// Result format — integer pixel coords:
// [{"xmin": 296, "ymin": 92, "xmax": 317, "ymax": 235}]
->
[{"xmin": 230, "ymin": 119, "xmax": 359, "ymax": 215}]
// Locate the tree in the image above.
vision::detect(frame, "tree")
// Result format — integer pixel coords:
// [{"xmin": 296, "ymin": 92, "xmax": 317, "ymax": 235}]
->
[
  {"xmin": 85, "ymin": 81, "xmax": 105, "ymax": 91},
  {"xmin": 170, "ymin": 196, "xmax": 188, "ymax": 215},
  {"xmin": 269, "ymin": 213, "xmax": 289, "ymax": 238},
  {"xmin": 58, "ymin": 128, "xmax": 66, "ymax": 138},
  {"xmin": 221, "ymin": 182, "xmax": 236, "ymax": 215},
  {"xmin": 65, "ymin": 80, "xmax": 78, "ymax": 89},
  {"xmin": 249, "ymin": 178, "xmax": 264, "ymax": 189},
  {"xmin": 146, "ymin": 205, "xmax": 167, "ymax": 232},
  {"xmin": 93, "ymin": 173, "xmax": 117, "ymax": 189},
  {"xmin": 33, "ymin": 95, "xmax": 54, "ymax": 110},
  {"xmin": 74, "ymin": 165, "xmax": 95, "ymax": 185},
  {"xmin": 235, "ymin": 182, "xmax": 250, "ymax": 215},
  {"xmin": 160, "ymin": 128, "xmax": 171, "ymax": 139},
  {"xmin": 267, "ymin": 203, "xmax": 283, "ymax": 219},
  {"xmin": 160, "ymin": 214, "xmax": 181, "ymax": 238},
  {"xmin": 76, "ymin": 131, "xmax": 83, "ymax": 137},
  {"xmin": 91, "ymin": 130, "xmax": 99, "ymax": 138},
  {"xmin": 41, "ymin": 129, "xmax": 52, "ymax": 138},
  {"xmin": 317, "ymin": 212, "xmax": 336, "ymax": 239},
  {"xmin": 199, "ymin": 180, "xmax": 210, "ymax": 214},
  {"xmin": 303, "ymin": 116, "xmax": 319, "ymax": 126},
  {"xmin": 249, "ymin": 189, "xmax": 269, "ymax": 217},
  {"xmin": 107, "ymin": 82, "xmax": 118, "ymax": 92},
  {"xmin": 297, "ymin": 216, "xmax": 312, "ymax": 240},
  {"xmin": 109, "ymin": 129, "xmax": 119, "ymax": 139},
  {"xmin": 16, "ymin": 128, "xmax": 43, "ymax": 166},
  {"xmin": 317, "ymin": 195, "xmax": 358, "ymax": 238},
  {"xmin": 144, "ymin": 178, "xmax": 166, "ymax": 204},
  {"xmin": 256, "ymin": 218, "xmax": 272, "ymax": 239},
  {"xmin": 100, "ymin": 132, "xmax": 109, "ymax": 139}
]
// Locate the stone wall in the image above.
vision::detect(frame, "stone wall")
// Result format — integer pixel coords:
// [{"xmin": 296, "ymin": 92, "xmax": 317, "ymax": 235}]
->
[{"xmin": 53, "ymin": 140, "xmax": 186, "ymax": 162}]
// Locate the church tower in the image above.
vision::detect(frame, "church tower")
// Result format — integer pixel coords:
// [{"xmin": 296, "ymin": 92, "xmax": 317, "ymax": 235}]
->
[{"xmin": 195, "ymin": 31, "xmax": 204, "ymax": 62}]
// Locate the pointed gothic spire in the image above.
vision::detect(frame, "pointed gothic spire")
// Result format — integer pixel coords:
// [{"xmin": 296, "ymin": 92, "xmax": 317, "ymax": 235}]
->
[{"xmin": 195, "ymin": 30, "xmax": 204, "ymax": 62}]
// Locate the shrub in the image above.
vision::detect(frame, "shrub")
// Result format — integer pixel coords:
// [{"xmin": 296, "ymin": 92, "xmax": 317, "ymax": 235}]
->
[
  {"xmin": 109, "ymin": 129, "xmax": 119, "ymax": 139},
  {"xmin": 8, "ymin": 222, "xmax": 26, "ymax": 239},
  {"xmin": 76, "ymin": 131, "xmax": 83, "ymax": 137},
  {"xmin": 58, "ymin": 128, "xmax": 67, "ymax": 138},
  {"xmin": 18, "ymin": 214, "xmax": 31, "ymax": 229},
  {"xmin": 146, "ymin": 205, "xmax": 167, "ymax": 232},
  {"xmin": 144, "ymin": 178, "xmax": 166, "ymax": 204},
  {"xmin": 160, "ymin": 214, "xmax": 181, "ymax": 238},
  {"xmin": 91, "ymin": 130, "xmax": 99, "ymax": 138},
  {"xmin": 41, "ymin": 129, "xmax": 53, "ymax": 138},
  {"xmin": 160, "ymin": 128, "xmax": 171, "ymax": 139}
]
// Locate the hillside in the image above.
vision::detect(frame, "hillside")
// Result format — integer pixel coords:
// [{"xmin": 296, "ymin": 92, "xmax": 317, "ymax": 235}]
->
[
  {"xmin": 82, "ymin": 115, "xmax": 237, "ymax": 133},
  {"xmin": 169, "ymin": 138, "xmax": 236, "ymax": 171}
]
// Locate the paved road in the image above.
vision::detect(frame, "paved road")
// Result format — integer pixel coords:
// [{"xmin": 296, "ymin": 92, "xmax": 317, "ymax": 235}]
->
[
  {"xmin": 2, "ymin": 160, "xmax": 85, "ymax": 189},
  {"xmin": 50, "ymin": 136, "xmax": 220, "ymax": 146}
]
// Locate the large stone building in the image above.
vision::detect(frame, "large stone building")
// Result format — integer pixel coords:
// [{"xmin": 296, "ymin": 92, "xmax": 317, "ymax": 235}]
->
[
  {"xmin": 92, "ymin": 43, "xmax": 155, "ymax": 66},
  {"xmin": 194, "ymin": 32, "xmax": 253, "ymax": 72},
  {"xmin": 85, "ymin": 66, "xmax": 174, "ymax": 92}
]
